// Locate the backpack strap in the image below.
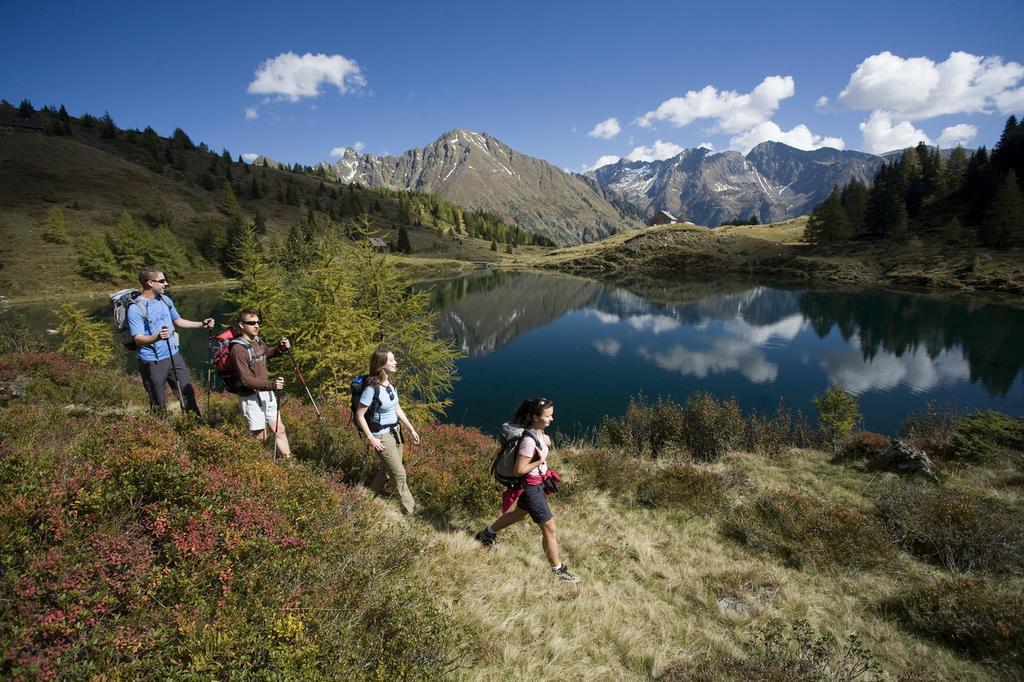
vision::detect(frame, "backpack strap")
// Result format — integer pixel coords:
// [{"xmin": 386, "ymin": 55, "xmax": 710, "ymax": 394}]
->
[{"xmin": 228, "ymin": 337, "xmax": 255, "ymax": 367}]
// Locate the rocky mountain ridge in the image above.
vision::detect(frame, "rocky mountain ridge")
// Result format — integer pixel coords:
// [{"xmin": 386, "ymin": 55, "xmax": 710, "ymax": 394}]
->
[
  {"xmin": 327, "ymin": 129, "xmax": 640, "ymax": 246},
  {"xmin": 587, "ymin": 142, "xmax": 886, "ymax": 227}
]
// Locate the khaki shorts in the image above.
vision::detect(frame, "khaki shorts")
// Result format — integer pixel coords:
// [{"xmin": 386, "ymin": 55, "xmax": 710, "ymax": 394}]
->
[{"xmin": 239, "ymin": 391, "xmax": 278, "ymax": 431}]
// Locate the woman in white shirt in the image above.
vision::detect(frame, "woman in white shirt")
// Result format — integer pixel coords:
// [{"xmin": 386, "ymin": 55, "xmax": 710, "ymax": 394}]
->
[
  {"xmin": 355, "ymin": 349, "xmax": 420, "ymax": 515},
  {"xmin": 475, "ymin": 398, "xmax": 579, "ymax": 583}
]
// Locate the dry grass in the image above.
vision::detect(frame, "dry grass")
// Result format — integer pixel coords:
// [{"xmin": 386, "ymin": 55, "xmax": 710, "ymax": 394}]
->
[{"xmin": 426, "ymin": 446, "xmax": 1005, "ymax": 680}]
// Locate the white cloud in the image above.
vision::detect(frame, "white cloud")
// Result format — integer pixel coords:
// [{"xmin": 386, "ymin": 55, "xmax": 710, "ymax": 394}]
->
[
  {"xmin": 859, "ymin": 111, "xmax": 932, "ymax": 154},
  {"xmin": 626, "ymin": 140, "xmax": 684, "ymax": 162},
  {"xmin": 839, "ymin": 51, "xmax": 1024, "ymax": 119},
  {"xmin": 698, "ymin": 141, "xmax": 714, "ymax": 151},
  {"xmin": 245, "ymin": 107, "xmax": 259, "ymax": 120},
  {"xmin": 729, "ymin": 121, "xmax": 845, "ymax": 154},
  {"xmin": 639, "ymin": 340, "xmax": 778, "ymax": 384},
  {"xmin": 626, "ymin": 313, "xmax": 680, "ymax": 334},
  {"xmin": 995, "ymin": 87, "xmax": 1024, "ymax": 112},
  {"xmin": 820, "ymin": 343, "xmax": 969, "ymax": 395},
  {"xmin": 816, "ymin": 96, "xmax": 829, "ymax": 108},
  {"xmin": 329, "ymin": 141, "xmax": 366, "ymax": 158},
  {"xmin": 593, "ymin": 339, "xmax": 621, "ymax": 357},
  {"xmin": 248, "ymin": 51, "xmax": 366, "ymax": 102},
  {"xmin": 637, "ymin": 75, "xmax": 795, "ymax": 134},
  {"xmin": 581, "ymin": 154, "xmax": 622, "ymax": 172},
  {"xmin": 241, "ymin": 153, "xmax": 259, "ymax": 163},
  {"xmin": 588, "ymin": 117, "xmax": 621, "ymax": 140},
  {"xmin": 937, "ymin": 124, "xmax": 978, "ymax": 148},
  {"xmin": 723, "ymin": 314, "xmax": 805, "ymax": 345}
]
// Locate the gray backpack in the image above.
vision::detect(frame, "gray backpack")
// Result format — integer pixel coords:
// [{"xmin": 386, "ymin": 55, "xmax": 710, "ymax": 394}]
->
[
  {"xmin": 491, "ymin": 422, "xmax": 541, "ymax": 488},
  {"xmin": 110, "ymin": 288, "xmax": 147, "ymax": 349}
]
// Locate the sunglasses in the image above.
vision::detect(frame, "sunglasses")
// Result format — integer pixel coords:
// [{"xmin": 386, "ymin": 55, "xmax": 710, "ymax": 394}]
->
[
  {"xmin": 150, "ymin": 278, "xmax": 168, "ymax": 284},
  {"xmin": 240, "ymin": 320, "xmax": 261, "ymax": 326}
]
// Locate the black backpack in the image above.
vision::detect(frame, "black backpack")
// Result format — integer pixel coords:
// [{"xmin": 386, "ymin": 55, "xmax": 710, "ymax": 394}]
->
[
  {"xmin": 491, "ymin": 422, "xmax": 542, "ymax": 488},
  {"xmin": 110, "ymin": 288, "xmax": 148, "ymax": 349},
  {"xmin": 349, "ymin": 375, "xmax": 391, "ymax": 433}
]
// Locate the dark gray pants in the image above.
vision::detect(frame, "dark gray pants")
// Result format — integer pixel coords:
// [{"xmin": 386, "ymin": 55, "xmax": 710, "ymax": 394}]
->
[{"xmin": 137, "ymin": 353, "xmax": 200, "ymax": 415}]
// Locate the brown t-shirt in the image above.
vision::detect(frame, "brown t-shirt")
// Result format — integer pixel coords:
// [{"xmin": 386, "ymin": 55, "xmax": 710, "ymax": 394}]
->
[{"xmin": 229, "ymin": 336, "xmax": 282, "ymax": 394}]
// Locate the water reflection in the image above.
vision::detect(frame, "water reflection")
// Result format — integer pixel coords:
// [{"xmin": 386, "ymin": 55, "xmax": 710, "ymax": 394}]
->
[{"xmin": 429, "ymin": 272, "xmax": 1023, "ymax": 434}]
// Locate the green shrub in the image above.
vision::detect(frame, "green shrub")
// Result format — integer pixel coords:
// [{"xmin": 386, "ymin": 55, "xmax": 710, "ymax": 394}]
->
[
  {"xmin": 744, "ymin": 400, "xmax": 793, "ymax": 458},
  {"xmin": 0, "ymin": 352, "xmax": 136, "ymax": 408},
  {"xmin": 597, "ymin": 394, "xmax": 686, "ymax": 458},
  {"xmin": 405, "ymin": 422, "xmax": 500, "ymax": 519},
  {"xmin": 883, "ymin": 575, "xmax": 1023, "ymax": 669},
  {"xmin": 813, "ymin": 386, "xmax": 861, "ymax": 455},
  {"xmin": 54, "ymin": 303, "xmax": 116, "ymax": 367},
  {"xmin": 559, "ymin": 447, "xmax": 646, "ymax": 498},
  {"xmin": 0, "ymin": 358, "xmax": 471, "ymax": 679},
  {"xmin": 873, "ymin": 483, "xmax": 1024, "ymax": 574},
  {"xmin": 635, "ymin": 463, "xmax": 731, "ymax": 513},
  {"xmin": 900, "ymin": 403, "xmax": 961, "ymax": 458},
  {"xmin": 720, "ymin": 489, "xmax": 893, "ymax": 570},
  {"xmin": 683, "ymin": 392, "xmax": 743, "ymax": 462},
  {"xmin": 836, "ymin": 431, "xmax": 890, "ymax": 462},
  {"xmin": 948, "ymin": 411, "xmax": 1024, "ymax": 462},
  {"xmin": 659, "ymin": 619, "xmax": 879, "ymax": 681}
]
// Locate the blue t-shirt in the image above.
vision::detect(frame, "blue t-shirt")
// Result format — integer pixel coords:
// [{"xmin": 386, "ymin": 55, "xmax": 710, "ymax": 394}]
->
[
  {"xmin": 127, "ymin": 294, "xmax": 181, "ymax": 362},
  {"xmin": 359, "ymin": 382, "xmax": 399, "ymax": 433}
]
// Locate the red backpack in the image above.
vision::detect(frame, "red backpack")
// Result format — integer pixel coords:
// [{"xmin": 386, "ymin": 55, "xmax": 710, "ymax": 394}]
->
[{"xmin": 210, "ymin": 328, "xmax": 254, "ymax": 394}]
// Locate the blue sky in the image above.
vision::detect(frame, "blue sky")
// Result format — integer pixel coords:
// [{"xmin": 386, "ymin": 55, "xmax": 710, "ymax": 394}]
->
[{"xmin": 3, "ymin": 0, "xmax": 1023, "ymax": 172}]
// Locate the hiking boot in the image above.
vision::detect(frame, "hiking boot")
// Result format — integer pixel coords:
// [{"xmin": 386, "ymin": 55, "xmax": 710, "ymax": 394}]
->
[
  {"xmin": 552, "ymin": 564, "xmax": 580, "ymax": 583},
  {"xmin": 474, "ymin": 527, "xmax": 497, "ymax": 547}
]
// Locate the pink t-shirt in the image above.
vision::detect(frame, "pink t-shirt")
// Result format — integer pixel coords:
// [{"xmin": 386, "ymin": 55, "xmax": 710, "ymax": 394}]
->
[{"xmin": 517, "ymin": 432, "xmax": 549, "ymax": 484}]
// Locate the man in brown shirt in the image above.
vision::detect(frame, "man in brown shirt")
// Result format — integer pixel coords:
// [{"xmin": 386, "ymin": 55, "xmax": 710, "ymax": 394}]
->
[{"xmin": 230, "ymin": 309, "xmax": 291, "ymax": 457}]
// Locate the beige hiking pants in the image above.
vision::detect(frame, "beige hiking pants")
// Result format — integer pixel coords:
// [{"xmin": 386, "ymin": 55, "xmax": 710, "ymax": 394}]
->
[{"xmin": 369, "ymin": 431, "xmax": 415, "ymax": 515}]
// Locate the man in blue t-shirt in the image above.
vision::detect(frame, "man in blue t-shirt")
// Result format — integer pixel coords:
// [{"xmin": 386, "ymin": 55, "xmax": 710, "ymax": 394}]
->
[{"xmin": 127, "ymin": 265, "xmax": 215, "ymax": 415}]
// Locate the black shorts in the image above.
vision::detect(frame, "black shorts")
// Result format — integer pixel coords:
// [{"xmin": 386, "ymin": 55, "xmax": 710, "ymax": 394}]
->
[{"xmin": 518, "ymin": 483, "xmax": 553, "ymax": 524}]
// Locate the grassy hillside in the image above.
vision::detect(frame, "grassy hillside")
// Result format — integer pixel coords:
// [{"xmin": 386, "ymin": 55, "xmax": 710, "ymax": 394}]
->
[
  {"xmin": 0, "ymin": 107, "xmax": 550, "ymax": 301},
  {"xmin": 521, "ymin": 217, "xmax": 1024, "ymax": 296},
  {"xmin": 2, "ymin": 352, "xmax": 1021, "ymax": 679}
]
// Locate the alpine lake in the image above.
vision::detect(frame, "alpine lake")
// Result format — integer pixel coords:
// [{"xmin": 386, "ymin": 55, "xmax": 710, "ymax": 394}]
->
[{"xmin": 11, "ymin": 270, "xmax": 1024, "ymax": 440}]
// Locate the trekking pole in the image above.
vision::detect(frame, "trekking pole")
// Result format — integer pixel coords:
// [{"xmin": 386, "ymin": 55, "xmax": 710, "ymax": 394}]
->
[
  {"xmin": 163, "ymin": 331, "xmax": 188, "ymax": 414},
  {"xmin": 287, "ymin": 350, "xmax": 324, "ymax": 424},
  {"xmin": 271, "ymin": 383, "xmax": 282, "ymax": 461},
  {"xmin": 205, "ymin": 328, "xmax": 214, "ymax": 418}
]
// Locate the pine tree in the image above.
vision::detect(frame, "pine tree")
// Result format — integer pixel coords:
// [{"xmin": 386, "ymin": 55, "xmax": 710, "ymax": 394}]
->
[
  {"xmin": 220, "ymin": 183, "xmax": 250, "ymax": 276},
  {"xmin": 840, "ymin": 179, "xmax": 869, "ymax": 236},
  {"xmin": 225, "ymin": 224, "xmax": 288, "ymax": 333},
  {"xmin": 18, "ymin": 99, "xmax": 34, "ymax": 118},
  {"xmin": 946, "ymin": 145, "xmax": 970, "ymax": 196},
  {"xmin": 75, "ymin": 234, "xmax": 121, "ymax": 282},
  {"xmin": 804, "ymin": 186, "xmax": 848, "ymax": 243},
  {"xmin": 171, "ymin": 127, "xmax": 194, "ymax": 150},
  {"xmin": 106, "ymin": 212, "xmax": 148, "ymax": 276},
  {"xmin": 982, "ymin": 170, "xmax": 1024, "ymax": 249},
  {"xmin": 397, "ymin": 225, "xmax": 412, "ymax": 253},
  {"xmin": 57, "ymin": 104, "xmax": 69, "ymax": 121},
  {"xmin": 100, "ymin": 111, "xmax": 117, "ymax": 139},
  {"xmin": 253, "ymin": 207, "xmax": 267, "ymax": 234},
  {"xmin": 145, "ymin": 226, "xmax": 189, "ymax": 278},
  {"xmin": 42, "ymin": 206, "xmax": 69, "ymax": 244},
  {"xmin": 55, "ymin": 303, "xmax": 115, "ymax": 367}
]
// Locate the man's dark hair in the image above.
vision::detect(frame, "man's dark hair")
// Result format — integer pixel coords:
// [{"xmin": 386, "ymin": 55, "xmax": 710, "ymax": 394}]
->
[
  {"xmin": 139, "ymin": 265, "xmax": 163, "ymax": 286},
  {"xmin": 237, "ymin": 309, "xmax": 259, "ymax": 324}
]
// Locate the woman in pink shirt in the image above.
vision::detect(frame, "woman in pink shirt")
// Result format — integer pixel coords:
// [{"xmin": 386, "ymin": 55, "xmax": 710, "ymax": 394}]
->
[{"xmin": 475, "ymin": 398, "xmax": 580, "ymax": 583}]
